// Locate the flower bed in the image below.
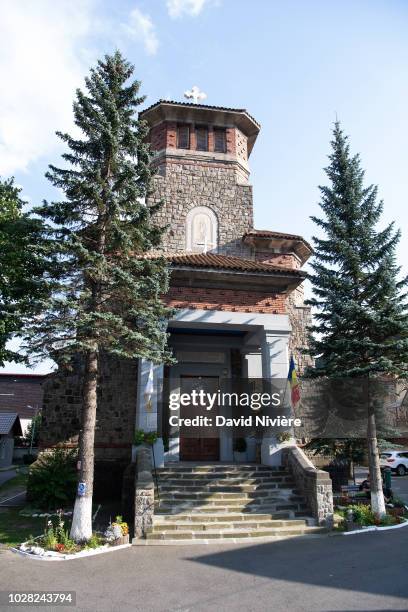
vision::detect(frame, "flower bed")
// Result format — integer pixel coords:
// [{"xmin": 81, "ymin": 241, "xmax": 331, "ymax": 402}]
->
[
  {"xmin": 14, "ymin": 511, "xmax": 130, "ymax": 560},
  {"xmin": 334, "ymin": 498, "xmax": 408, "ymax": 532}
]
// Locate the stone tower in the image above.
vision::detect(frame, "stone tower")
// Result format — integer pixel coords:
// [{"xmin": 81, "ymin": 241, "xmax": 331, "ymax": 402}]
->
[{"xmin": 140, "ymin": 101, "xmax": 260, "ymax": 257}]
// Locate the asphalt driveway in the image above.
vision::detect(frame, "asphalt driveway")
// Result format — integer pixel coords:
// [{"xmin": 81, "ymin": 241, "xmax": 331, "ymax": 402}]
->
[
  {"xmin": 0, "ymin": 469, "xmax": 16, "ymax": 487},
  {"xmin": 0, "ymin": 528, "xmax": 408, "ymax": 612}
]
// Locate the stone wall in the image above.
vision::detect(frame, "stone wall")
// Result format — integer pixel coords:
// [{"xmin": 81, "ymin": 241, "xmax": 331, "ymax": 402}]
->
[
  {"xmin": 40, "ymin": 353, "xmax": 138, "ymax": 493},
  {"xmin": 282, "ymin": 446, "xmax": 333, "ymax": 527},
  {"xmin": 133, "ymin": 445, "xmax": 155, "ymax": 540},
  {"xmin": 41, "ymin": 354, "xmax": 137, "ymax": 460},
  {"xmin": 148, "ymin": 159, "xmax": 253, "ymax": 257},
  {"xmin": 287, "ymin": 287, "xmax": 313, "ymax": 374}
]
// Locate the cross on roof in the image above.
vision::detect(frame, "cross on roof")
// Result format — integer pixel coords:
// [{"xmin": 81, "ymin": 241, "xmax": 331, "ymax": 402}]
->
[{"xmin": 184, "ymin": 85, "xmax": 207, "ymax": 105}]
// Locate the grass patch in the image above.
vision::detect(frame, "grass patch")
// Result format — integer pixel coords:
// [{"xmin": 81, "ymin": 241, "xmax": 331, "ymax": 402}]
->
[
  {"xmin": 0, "ymin": 508, "xmax": 44, "ymax": 548},
  {"xmin": 0, "ymin": 469, "xmax": 29, "ymax": 497}
]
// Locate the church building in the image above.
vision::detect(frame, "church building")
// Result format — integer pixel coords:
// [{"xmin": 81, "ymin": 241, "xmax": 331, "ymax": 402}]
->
[{"xmin": 40, "ymin": 99, "xmax": 313, "ymax": 497}]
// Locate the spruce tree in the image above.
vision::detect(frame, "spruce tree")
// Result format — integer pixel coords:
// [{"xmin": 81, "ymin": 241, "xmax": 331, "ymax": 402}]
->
[
  {"xmin": 0, "ymin": 177, "xmax": 49, "ymax": 365},
  {"xmin": 307, "ymin": 122, "xmax": 408, "ymax": 516},
  {"xmin": 27, "ymin": 51, "xmax": 172, "ymax": 541}
]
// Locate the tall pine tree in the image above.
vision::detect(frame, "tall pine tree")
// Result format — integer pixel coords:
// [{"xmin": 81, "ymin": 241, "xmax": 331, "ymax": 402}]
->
[
  {"xmin": 307, "ymin": 122, "xmax": 408, "ymax": 515},
  {"xmin": 27, "ymin": 51, "xmax": 172, "ymax": 541},
  {"xmin": 0, "ymin": 177, "xmax": 50, "ymax": 365}
]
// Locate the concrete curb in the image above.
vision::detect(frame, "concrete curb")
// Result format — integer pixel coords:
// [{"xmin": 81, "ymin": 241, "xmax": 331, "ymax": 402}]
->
[
  {"xmin": 133, "ymin": 533, "xmax": 327, "ymax": 545},
  {"xmin": 338, "ymin": 518, "xmax": 408, "ymax": 536},
  {"xmin": 10, "ymin": 543, "xmax": 131, "ymax": 561}
]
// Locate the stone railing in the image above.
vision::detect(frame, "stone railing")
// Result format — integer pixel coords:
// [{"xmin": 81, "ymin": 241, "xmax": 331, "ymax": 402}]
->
[
  {"xmin": 133, "ymin": 445, "xmax": 155, "ymax": 540},
  {"xmin": 282, "ymin": 446, "xmax": 333, "ymax": 527}
]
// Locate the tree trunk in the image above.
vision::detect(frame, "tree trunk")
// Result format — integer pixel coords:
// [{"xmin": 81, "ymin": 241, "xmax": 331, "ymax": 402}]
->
[
  {"xmin": 70, "ymin": 350, "xmax": 98, "ymax": 542},
  {"xmin": 367, "ymin": 409, "xmax": 386, "ymax": 517}
]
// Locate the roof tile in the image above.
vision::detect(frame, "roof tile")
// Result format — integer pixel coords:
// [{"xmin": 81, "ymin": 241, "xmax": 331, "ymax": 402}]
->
[{"xmin": 147, "ymin": 251, "xmax": 305, "ymax": 276}]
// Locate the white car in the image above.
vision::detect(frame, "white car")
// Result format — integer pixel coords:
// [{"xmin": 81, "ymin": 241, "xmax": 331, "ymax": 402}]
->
[{"xmin": 380, "ymin": 450, "xmax": 408, "ymax": 476}]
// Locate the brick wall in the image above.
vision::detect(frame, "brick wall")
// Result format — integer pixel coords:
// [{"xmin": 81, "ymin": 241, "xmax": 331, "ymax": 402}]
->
[
  {"xmin": 148, "ymin": 121, "xmax": 246, "ymax": 160},
  {"xmin": 164, "ymin": 286, "xmax": 287, "ymax": 314},
  {"xmin": 254, "ymin": 251, "xmax": 301, "ymax": 269}
]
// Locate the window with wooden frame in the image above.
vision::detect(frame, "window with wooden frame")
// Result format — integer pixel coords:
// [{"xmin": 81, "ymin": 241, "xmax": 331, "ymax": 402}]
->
[
  {"xmin": 177, "ymin": 124, "xmax": 190, "ymax": 149},
  {"xmin": 214, "ymin": 128, "xmax": 226, "ymax": 153},
  {"xmin": 195, "ymin": 126, "xmax": 208, "ymax": 151}
]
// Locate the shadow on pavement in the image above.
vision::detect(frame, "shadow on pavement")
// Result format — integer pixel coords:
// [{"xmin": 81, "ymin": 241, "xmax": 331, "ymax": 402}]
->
[{"xmin": 186, "ymin": 528, "xmax": 408, "ymax": 603}]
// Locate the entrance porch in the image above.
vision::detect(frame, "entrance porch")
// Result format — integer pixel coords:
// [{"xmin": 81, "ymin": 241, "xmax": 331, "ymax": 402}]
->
[{"xmin": 135, "ymin": 308, "xmax": 292, "ymax": 467}]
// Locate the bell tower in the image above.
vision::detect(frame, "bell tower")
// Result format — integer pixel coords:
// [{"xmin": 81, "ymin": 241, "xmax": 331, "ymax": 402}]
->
[{"xmin": 140, "ymin": 100, "xmax": 260, "ymax": 257}]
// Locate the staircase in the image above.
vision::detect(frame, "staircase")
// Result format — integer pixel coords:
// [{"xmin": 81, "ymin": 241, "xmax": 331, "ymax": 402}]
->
[{"xmin": 138, "ymin": 463, "xmax": 327, "ymax": 544}]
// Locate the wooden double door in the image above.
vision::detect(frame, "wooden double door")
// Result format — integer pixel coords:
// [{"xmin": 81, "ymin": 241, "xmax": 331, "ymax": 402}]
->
[{"xmin": 179, "ymin": 375, "xmax": 220, "ymax": 461}]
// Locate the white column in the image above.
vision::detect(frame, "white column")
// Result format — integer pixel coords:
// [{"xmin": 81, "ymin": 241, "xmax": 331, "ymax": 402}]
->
[
  {"xmin": 261, "ymin": 332, "xmax": 291, "ymax": 466},
  {"xmin": 135, "ymin": 359, "xmax": 164, "ymax": 467},
  {"xmin": 261, "ymin": 333, "xmax": 289, "ymax": 379},
  {"xmin": 243, "ymin": 347, "xmax": 263, "ymax": 378}
]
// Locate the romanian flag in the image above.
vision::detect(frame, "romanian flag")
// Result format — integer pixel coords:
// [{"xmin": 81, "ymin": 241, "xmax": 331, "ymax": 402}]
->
[{"xmin": 288, "ymin": 356, "xmax": 301, "ymax": 409}]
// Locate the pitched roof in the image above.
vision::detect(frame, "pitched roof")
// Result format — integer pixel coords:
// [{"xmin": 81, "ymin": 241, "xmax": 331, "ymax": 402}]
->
[
  {"xmin": 140, "ymin": 99, "xmax": 260, "ymax": 128},
  {"xmin": 0, "ymin": 412, "xmax": 22, "ymax": 436},
  {"xmin": 148, "ymin": 251, "xmax": 305, "ymax": 276},
  {"xmin": 244, "ymin": 229, "xmax": 313, "ymax": 248},
  {"xmin": 242, "ymin": 230, "xmax": 313, "ymax": 265}
]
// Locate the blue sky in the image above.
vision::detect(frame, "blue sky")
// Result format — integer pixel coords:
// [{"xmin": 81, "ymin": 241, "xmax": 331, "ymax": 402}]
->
[{"xmin": 1, "ymin": 0, "xmax": 407, "ymax": 372}]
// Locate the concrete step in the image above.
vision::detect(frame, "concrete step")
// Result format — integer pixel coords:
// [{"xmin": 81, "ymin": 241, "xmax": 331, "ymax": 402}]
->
[
  {"xmin": 157, "ymin": 470, "xmax": 286, "ymax": 478},
  {"xmin": 144, "ymin": 525, "xmax": 327, "ymax": 541},
  {"xmin": 151, "ymin": 518, "xmax": 309, "ymax": 531},
  {"xmin": 157, "ymin": 479, "xmax": 295, "ymax": 490},
  {"xmin": 142, "ymin": 463, "xmax": 319, "ymax": 544},
  {"xmin": 157, "ymin": 464, "xmax": 284, "ymax": 472},
  {"xmin": 152, "ymin": 511, "xmax": 298, "ymax": 522},
  {"xmin": 156, "ymin": 487, "xmax": 302, "ymax": 503},
  {"xmin": 155, "ymin": 502, "xmax": 309, "ymax": 514}
]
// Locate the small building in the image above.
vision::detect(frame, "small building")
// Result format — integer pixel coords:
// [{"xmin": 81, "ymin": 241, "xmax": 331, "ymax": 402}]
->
[
  {"xmin": 0, "ymin": 413, "xmax": 23, "ymax": 468},
  {"xmin": 0, "ymin": 373, "xmax": 46, "ymax": 436}
]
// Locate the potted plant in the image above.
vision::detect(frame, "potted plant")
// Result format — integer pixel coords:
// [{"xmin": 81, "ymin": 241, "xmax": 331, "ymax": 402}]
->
[
  {"xmin": 276, "ymin": 431, "xmax": 293, "ymax": 444},
  {"xmin": 105, "ymin": 515, "xmax": 129, "ymax": 545},
  {"xmin": 233, "ymin": 437, "xmax": 247, "ymax": 462}
]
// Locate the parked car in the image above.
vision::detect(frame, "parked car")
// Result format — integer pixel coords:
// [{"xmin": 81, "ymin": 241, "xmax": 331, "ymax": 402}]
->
[{"xmin": 380, "ymin": 450, "xmax": 408, "ymax": 476}]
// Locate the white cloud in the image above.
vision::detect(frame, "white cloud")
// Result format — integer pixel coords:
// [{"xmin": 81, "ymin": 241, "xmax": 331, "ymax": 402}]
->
[
  {"xmin": 0, "ymin": 0, "xmax": 95, "ymax": 176},
  {"xmin": 124, "ymin": 8, "xmax": 159, "ymax": 56},
  {"xmin": 166, "ymin": 0, "xmax": 212, "ymax": 18}
]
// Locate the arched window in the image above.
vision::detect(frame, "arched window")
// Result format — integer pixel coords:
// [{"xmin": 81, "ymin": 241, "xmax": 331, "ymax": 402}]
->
[{"xmin": 186, "ymin": 206, "xmax": 218, "ymax": 253}]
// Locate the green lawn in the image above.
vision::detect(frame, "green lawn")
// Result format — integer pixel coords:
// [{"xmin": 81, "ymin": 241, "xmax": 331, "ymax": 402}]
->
[
  {"xmin": 0, "ymin": 468, "xmax": 29, "ymax": 497},
  {"xmin": 0, "ymin": 508, "xmax": 44, "ymax": 548}
]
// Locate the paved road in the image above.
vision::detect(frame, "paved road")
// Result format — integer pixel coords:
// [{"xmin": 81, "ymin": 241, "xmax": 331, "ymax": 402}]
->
[
  {"xmin": 355, "ymin": 467, "xmax": 408, "ymax": 504},
  {"xmin": 389, "ymin": 474, "xmax": 408, "ymax": 504},
  {"xmin": 1, "ymin": 528, "xmax": 408, "ymax": 611},
  {"xmin": 0, "ymin": 469, "xmax": 16, "ymax": 487}
]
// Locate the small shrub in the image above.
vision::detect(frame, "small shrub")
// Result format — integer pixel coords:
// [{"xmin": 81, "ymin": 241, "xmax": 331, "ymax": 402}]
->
[
  {"xmin": 276, "ymin": 432, "xmax": 292, "ymax": 443},
  {"xmin": 27, "ymin": 448, "xmax": 77, "ymax": 510},
  {"xmin": 85, "ymin": 533, "xmax": 103, "ymax": 549},
  {"xmin": 43, "ymin": 525, "xmax": 57, "ymax": 550},
  {"xmin": 134, "ymin": 429, "xmax": 158, "ymax": 446},
  {"xmin": 40, "ymin": 510, "xmax": 78, "ymax": 553},
  {"xmin": 134, "ymin": 429, "xmax": 145, "ymax": 445},
  {"xmin": 379, "ymin": 514, "xmax": 397, "ymax": 527},
  {"xmin": 145, "ymin": 431, "xmax": 158, "ymax": 446},
  {"xmin": 349, "ymin": 505, "xmax": 376, "ymax": 526}
]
